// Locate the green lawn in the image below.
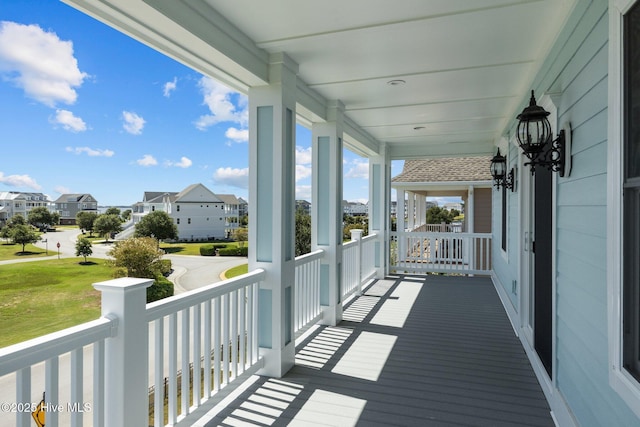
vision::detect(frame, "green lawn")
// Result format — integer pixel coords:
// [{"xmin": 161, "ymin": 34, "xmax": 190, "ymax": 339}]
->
[
  {"xmin": 223, "ymin": 263, "xmax": 248, "ymax": 279},
  {"xmin": 0, "ymin": 242, "xmax": 47, "ymax": 261},
  {"xmin": 0, "ymin": 258, "xmax": 114, "ymax": 348},
  {"xmin": 160, "ymin": 241, "xmax": 245, "ymax": 255}
]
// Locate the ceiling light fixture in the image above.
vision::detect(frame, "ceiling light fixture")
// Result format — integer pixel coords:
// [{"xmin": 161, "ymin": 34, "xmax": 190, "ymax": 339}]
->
[{"xmin": 387, "ymin": 79, "xmax": 406, "ymax": 86}]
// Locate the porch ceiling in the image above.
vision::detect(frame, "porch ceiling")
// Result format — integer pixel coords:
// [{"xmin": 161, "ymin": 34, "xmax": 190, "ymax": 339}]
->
[{"xmin": 64, "ymin": 0, "xmax": 576, "ymax": 159}]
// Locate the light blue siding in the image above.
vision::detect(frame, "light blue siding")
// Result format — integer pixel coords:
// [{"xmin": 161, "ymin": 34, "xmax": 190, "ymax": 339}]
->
[{"xmin": 493, "ymin": 0, "xmax": 639, "ymax": 424}]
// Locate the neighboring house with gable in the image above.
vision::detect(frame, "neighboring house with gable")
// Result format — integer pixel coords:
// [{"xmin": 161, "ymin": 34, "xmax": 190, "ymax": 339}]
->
[
  {"xmin": 0, "ymin": 191, "xmax": 51, "ymax": 225},
  {"xmin": 131, "ymin": 183, "xmax": 226, "ymax": 241},
  {"xmin": 391, "ymin": 157, "xmax": 493, "ymax": 233},
  {"xmin": 216, "ymin": 194, "xmax": 241, "ymax": 238},
  {"xmin": 54, "ymin": 193, "xmax": 98, "ymax": 225}
]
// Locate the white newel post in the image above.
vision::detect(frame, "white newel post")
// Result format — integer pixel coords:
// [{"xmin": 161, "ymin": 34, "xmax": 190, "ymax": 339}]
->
[
  {"xmin": 312, "ymin": 101, "xmax": 345, "ymax": 326},
  {"xmin": 93, "ymin": 277, "xmax": 152, "ymax": 427},
  {"xmin": 350, "ymin": 229, "xmax": 364, "ymax": 295},
  {"xmin": 249, "ymin": 53, "xmax": 297, "ymax": 377}
]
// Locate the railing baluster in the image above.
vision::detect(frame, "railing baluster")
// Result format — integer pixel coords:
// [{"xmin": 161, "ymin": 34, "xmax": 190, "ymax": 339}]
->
[
  {"xmin": 45, "ymin": 356, "xmax": 59, "ymax": 427},
  {"xmin": 154, "ymin": 320, "xmax": 164, "ymax": 427},
  {"xmin": 204, "ymin": 301, "xmax": 212, "ymax": 397},
  {"xmin": 239, "ymin": 287, "xmax": 246, "ymax": 373},
  {"xmin": 93, "ymin": 340, "xmax": 104, "ymax": 427},
  {"xmin": 223, "ymin": 294, "xmax": 230, "ymax": 385},
  {"xmin": 180, "ymin": 308, "xmax": 190, "ymax": 416},
  {"xmin": 231, "ymin": 290, "xmax": 238, "ymax": 379},
  {"xmin": 70, "ymin": 348, "xmax": 83, "ymax": 427},
  {"xmin": 214, "ymin": 297, "xmax": 221, "ymax": 392},
  {"xmin": 16, "ymin": 367, "xmax": 30, "ymax": 427},
  {"xmin": 193, "ymin": 304, "xmax": 201, "ymax": 407},
  {"xmin": 168, "ymin": 313, "xmax": 177, "ymax": 424}
]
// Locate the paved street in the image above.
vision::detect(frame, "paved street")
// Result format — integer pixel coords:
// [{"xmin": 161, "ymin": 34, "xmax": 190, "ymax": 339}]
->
[{"xmin": 32, "ymin": 227, "xmax": 247, "ymax": 293}]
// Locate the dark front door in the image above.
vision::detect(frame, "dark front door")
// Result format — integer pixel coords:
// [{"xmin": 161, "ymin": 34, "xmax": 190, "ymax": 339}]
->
[{"xmin": 533, "ymin": 165, "xmax": 553, "ymax": 377}]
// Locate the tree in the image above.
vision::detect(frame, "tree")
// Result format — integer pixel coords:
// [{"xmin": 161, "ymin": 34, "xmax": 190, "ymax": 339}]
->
[
  {"xmin": 232, "ymin": 227, "xmax": 248, "ymax": 247},
  {"xmin": 134, "ymin": 211, "xmax": 178, "ymax": 246},
  {"xmin": 75, "ymin": 237, "xmax": 93, "ymax": 263},
  {"xmin": 94, "ymin": 214, "xmax": 123, "ymax": 242},
  {"xmin": 426, "ymin": 206, "xmax": 454, "ymax": 224},
  {"xmin": 108, "ymin": 236, "xmax": 164, "ymax": 279},
  {"xmin": 76, "ymin": 211, "xmax": 98, "ymax": 235},
  {"xmin": 105, "ymin": 207, "xmax": 121, "ymax": 216},
  {"xmin": 1, "ymin": 215, "xmax": 27, "ymax": 243},
  {"xmin": 27, "ymin": 206, "xmax": 55, "ymax": 229},
  {"xmin": 121, "ymin": 209, "xmax": 132, "ymax": 221},
  {"xmin": 295, "ymin": 209, "xmax": 311, "ymax": 257},
  {"xmin": 10, "ymin": 224, "xmax": 40, "ymax": 253}
]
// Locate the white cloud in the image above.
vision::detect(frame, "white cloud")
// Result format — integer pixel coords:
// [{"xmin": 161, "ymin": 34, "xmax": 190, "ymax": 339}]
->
[
  {"xmin": 0, "ymin": 172, "xmax": 41, "ymax": 190},
  {"xmin": 296, "ymin": 164, "xmax": 312, "ymax": 181},
  {"xmin": 122, "ymin": 111, "xmax": 145, "ymax": 135},
  {"xmin": 345, "ymin": 159, "xmax": 369, "ymax": 179},
  {"xmin": 296, "ymin": 185, "xmax": 311, "ymax": 200},
  {"xmin": 213, "ymin": 167, "xmax": 249, "ymax": 189},
  {"xmin": 137, "ymin": 154, "xmax": 157, "ymax": 167},
  {"xmin": 51, "ymin": 109, "xmax": 87, "ymax": 132},
  {"xmin": 165, "ymin": 157, "xmax": 193, "ymax": 168},
  {"xmin": 54, "ymin": 185, "xmax": 71, "ymax": 195},
  {"xmin": 0, "ymin": 21, "xmax": 87, "ymax": 107},
  {"xmin": 163, "ymin": 77, "xmax": 177, "ymax": 97},
  {"xmin": 66, "ymin": 146, "xmax": 114, "ymax": 157},
  {"xmin": 296, "ymin": 146, "xmax": 312, "ymax": 165},
  {"xmin": 225, "ymin": 127, "xmax": 248, "ymax": 143},
  {"xmin": 194, "ymin": 76, "xmax": 247, "ymax": 130}
]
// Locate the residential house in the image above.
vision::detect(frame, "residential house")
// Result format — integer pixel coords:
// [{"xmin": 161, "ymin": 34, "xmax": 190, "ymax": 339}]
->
[
  {"xmin": 295, "ymin": 199, "xmax": 311, "ymax": 215},
  {"xmin": 131, "ymin": 183, "xmax": 226, "ymax": 241},
  {"xmin": 237, "ymin": 197, "xmax": 248, "ymax": 219},
  {"xmin": 216, "ymin": 194, "xmax": 241, "ymax": 238},
  {"xmin": 54, "ymin": 193, "xmax": 98, "ymax": 225},
  {"xmin": 7, "ymin": 1, "xmax": 640, "ymax": 426},
  {"xmin": 392, "ymin": 157, "xmax": 492, "ymax": 233},
  {"xmin": 0, "ymin": 191, "xmax": 50, "ymax": 225},
  {"xmin": 342, "ymin": 200, "xmax": 368, "ymax": 216}
]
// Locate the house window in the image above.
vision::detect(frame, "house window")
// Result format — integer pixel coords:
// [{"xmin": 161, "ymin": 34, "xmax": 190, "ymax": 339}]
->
[
  {"xmin": 152, "ymin": 206, "xmax": 155, "ymax": 211},
  {"xmin": 188, "ymin": 218, "xmax": 191, "ymax": 224},
  {"xmin": 623, "ymin": 0, "xmax": 640, "ymax": 381},
  {"xmin": 177, "ymin": 205, "xmax": 180, "ymax": 212},
  {"xmin": 177, "ymin": 218, "xmax": 180, "ymax": 225}
]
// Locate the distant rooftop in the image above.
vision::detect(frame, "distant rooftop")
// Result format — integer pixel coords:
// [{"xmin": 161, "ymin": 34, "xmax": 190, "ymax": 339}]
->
[{"xmin": 392, "ymin": 157, "xmax": 493, "ymax": 183}]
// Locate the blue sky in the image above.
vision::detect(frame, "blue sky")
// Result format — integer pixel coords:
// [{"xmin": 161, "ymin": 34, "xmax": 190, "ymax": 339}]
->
[{"xmin": 0, "ymin": 0, "xmax": 380, "ymax": 207}]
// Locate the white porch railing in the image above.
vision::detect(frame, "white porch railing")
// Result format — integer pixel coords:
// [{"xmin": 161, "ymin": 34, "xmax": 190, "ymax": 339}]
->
[
  {"xmin": 412, "ymin": 222, "xmax": 464, "ymax": 233},
  {"xmin": 294, "ymin": 249, "xmax": 324, "ymax": 335},
  {"xmin": 341, "ymin": 231, "xmax": 378, "ymax": 300},
  {"xmin": 391, "ymin": 231, "xmax": 492, "ymax": 275},
  {"xmin": 0, "ymin": 231, "xmax": 380, "ymax": 427}
]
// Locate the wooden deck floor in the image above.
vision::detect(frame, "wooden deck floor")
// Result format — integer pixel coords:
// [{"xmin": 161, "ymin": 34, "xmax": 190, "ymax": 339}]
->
[{"xmin": 203, "ymin": 275, "xmax": 553, "ymax": 426}]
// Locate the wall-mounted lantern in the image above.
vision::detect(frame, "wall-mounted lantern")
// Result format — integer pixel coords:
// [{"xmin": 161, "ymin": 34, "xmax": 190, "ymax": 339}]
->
[
  {"xmin": 490, "ymin": 148, "xmax": 515, "ymax": 191},
  {"xmin": 515, "ymin": 90, "xmax": 571, "ymax": 176}
]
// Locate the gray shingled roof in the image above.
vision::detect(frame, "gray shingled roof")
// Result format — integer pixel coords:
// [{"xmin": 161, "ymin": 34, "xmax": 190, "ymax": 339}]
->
[{"xmin": 392, "ymin": 157, "xmax": 493, "ymax": 183}]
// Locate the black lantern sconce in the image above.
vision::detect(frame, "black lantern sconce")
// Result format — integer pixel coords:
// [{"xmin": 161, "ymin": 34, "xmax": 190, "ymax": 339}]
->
[
  {"xmin": 490, "ymin": 148, "xmax": 515, "ymax": 191},
  {"xmin": 516, "ymin": 90, "xmax": 571, "ymax": 176}
]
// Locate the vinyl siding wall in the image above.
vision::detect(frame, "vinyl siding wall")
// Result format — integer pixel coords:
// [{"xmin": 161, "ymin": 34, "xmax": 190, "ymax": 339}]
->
[{"xmin": 492, "ymin": 0, "xmax": 639, "ymax": 424}]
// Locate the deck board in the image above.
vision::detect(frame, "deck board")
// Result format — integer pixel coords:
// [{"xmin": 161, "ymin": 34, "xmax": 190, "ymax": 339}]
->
[{"xmin": 205, "ymin": 275, "xmax": 553, "ymax": 426}]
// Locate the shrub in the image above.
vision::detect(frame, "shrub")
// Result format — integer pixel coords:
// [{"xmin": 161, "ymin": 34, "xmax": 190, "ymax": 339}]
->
[
  {"xmin": 200, "ymin": 243, "xmax": 228, "ymax": 256},
  {"xmin": 154, "ymin": 259, "xmax": 172, "ymax": 276},
  {"xmin": 218, "ymin": 247, "xmax": 248, "ymax": 256},
  {"xmin": 147, "ymin": 276, "xmax": 174, "ymax": 303}
]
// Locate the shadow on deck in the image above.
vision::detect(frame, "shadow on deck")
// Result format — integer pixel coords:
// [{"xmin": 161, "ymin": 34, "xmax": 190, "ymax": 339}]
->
[{"xmin": 204, "ymin": 275, "xmax": 552, "ymax": 426}]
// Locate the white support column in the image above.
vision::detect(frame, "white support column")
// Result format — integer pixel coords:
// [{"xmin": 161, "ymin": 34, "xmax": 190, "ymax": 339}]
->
[
  {"xmin": 369, "ymin": 144, "xmax": 390, "ymax": 278},
  {"xmin": 248, "ymin": 53, "xmax": 297, "ymax": 378},
  {"xmin": 417, "ymin": 195, "xmax": 425, "ymax": 228},
  {"xmin": 93, "ymin": 277, "xmax": 152, "ymax": 427},
  {"xmin": 407, "ymin": 191, "xmax": 415, "ymax": 230},
  {"xmin": 467, "ymin": 185, "xmax": 475, "ymax": 234},
  {"xmin": 350, "ymin": 229, "xmax": 364, "ymax": 295},
  {"xmin": 312, "ymin": 101, "xmax": 344, "ymax": 326},
  {"xmin": 396, "ymin": 188, "xmax": 406, "ymax": 266}
]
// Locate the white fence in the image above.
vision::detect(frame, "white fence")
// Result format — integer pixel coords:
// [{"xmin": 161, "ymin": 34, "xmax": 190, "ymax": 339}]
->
[
  {"xmin": 391, "ymin": 231, "xmax": 492, "ymax": 275},
  {"xmin": 146, "ymin": 269, "xmax": 264, "ymax": 426},
  {"xmin": 0, "ymin": 232, "xmax": 380, "ymax": 427},
  {"xmin": 294, "ymin": 249, "xmax": 324, "ymax": 335}
]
